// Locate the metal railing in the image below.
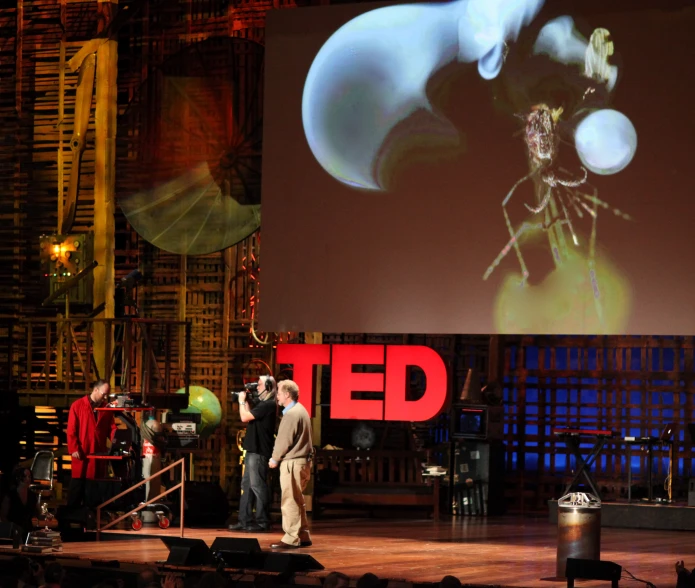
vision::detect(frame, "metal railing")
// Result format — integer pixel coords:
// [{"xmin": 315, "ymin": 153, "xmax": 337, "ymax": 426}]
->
[{"xmin": 96, "ymin": 457, "xmax": 187, "ymax": 540}]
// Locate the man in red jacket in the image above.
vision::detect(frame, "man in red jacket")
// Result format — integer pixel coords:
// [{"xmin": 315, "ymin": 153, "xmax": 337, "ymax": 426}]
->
[{"xmin": 66, "ymin": 379, "xmax": 118, "ymax": 508}]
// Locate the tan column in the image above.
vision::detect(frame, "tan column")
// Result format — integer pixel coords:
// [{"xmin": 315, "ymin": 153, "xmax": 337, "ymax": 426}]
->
[{"xmin": 93, "ymin": 1, "xmax": 118, "ymax": 381}]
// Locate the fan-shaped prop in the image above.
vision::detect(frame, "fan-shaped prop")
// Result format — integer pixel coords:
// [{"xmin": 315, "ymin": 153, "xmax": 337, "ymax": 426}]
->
[{"xmin": 117, "ymin": 37, "xmax": 264, "ymax": 255}]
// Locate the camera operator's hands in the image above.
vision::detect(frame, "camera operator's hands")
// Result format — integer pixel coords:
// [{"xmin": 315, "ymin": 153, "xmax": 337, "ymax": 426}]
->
[{"xmin": 238, "ymin": 391, "xmax": 247, "ymax": 403}]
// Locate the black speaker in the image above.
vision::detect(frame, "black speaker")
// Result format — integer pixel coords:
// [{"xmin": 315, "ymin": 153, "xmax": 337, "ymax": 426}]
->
[
  {"xmin": 211, "ymin": 537, "xmax": 261, "ymax": 553},
  {"xmin": 160, "ymin": 537, "xmax": 215, "ymax": 566},
  {"xmin": 263, "ymin": 553, "xmax": 324, "ymax": 573},
  {"xmin": 210, "ymin": 537, "xmax": 263, "ymax": 568},
  {"xmin": 0, "ymin": 522, "xmax": 23, "ymax": 548},
  {"xmin": 565, "ymin": 558, "xmax": 622, "ymax": 588},
  {"xmin": 181, "ymin": 481, "xmax": 230, "ymax": 526}
]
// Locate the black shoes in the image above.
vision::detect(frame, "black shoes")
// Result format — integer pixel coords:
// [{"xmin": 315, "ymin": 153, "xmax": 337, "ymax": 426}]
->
[
  {"xmin": 269, "ymin": 540, "xmax": 312, "ymax": 549},
  {"xmin": 245, "ymin": 524, "xmax": 272, "ymax": 533},
  {"xmin": 228, "ymin": 522, "xmax": 273, "ymax": 532}
]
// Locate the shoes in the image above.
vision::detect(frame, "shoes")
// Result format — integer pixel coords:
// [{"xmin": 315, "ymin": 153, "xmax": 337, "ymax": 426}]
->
[
  {"xmin": 269, "ymin": 540, "xmax": 312, "ymax": 549},
  {"xmin": 270, "ymin": 542, "xmax": 299, "ymax": 550},
  {"xmin": 245, "ymin": 524, "xmax": 272, "ymax": 533},
  {"xmin": 228, "ymin": 522, "xmax": 247, "ymax": 531}
]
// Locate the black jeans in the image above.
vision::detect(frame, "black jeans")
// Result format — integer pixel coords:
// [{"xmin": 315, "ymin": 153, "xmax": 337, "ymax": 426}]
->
[
  {"xmin": 67, "ymin": 478, "xmax": 111, "ymax": 509},
  {"xmin": 238, "ymin": 452, "xmax": 271, "ymax": 528}
]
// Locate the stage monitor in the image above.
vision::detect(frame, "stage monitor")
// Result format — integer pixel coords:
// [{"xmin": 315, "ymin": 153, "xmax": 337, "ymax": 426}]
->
[
  {"xmin": 160, "ymin": 537, "xmax": 215, "ymax": 566},
  {"xmin": 452, "ymin": 406, "xmax": 487, "ymax": 439},
  {"xmin": 565, "ymin": 558, "xmax": 621, "ymax": 587},
  {"xmin": 210, "ymin": 537, "xmax": 263, "ymax": 568},
  {"xmin": 261, "ymin": 0, "xmax": 695, "ymax": 336},
  {"xmin": 263, "ymin": 553, "xmax": 325, "ymax": 573}
]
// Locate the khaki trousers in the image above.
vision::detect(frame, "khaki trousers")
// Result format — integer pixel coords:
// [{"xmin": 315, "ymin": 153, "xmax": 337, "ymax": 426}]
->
[{"xmin": 279, "ymin": 458, "xmax": 311, "ymax": 546}]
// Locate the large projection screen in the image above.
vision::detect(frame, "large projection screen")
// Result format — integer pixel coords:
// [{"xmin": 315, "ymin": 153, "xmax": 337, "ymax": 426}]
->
[{"xmin": 260, "ymin": 0, "xmax": 695, "ymax": 335}]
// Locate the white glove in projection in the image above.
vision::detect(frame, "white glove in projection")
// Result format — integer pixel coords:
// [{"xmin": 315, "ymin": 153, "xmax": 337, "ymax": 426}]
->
[
  {"xmin": 302, "ymin": 0, "xmax": 545, "ymax": 191},
  {"xmin": 532, "ymin": 16, "xmax": 637, "ymax": 175},
  {"xmin": 533, "ymin": 16, "xmax": 618, "ymax": 91}
]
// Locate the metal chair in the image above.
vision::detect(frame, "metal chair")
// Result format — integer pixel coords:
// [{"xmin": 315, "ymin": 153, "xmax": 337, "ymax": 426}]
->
[
  {"xmin": 30, "ymin": 451, "xmax": 54, "ymax": 492},
  {"xmin": 29, "ymin": 451, "xmax": 54, "ymax": 499},
  {"xmin": 29, "ymin": 451, "xmax": 55, "ymax": 528}
]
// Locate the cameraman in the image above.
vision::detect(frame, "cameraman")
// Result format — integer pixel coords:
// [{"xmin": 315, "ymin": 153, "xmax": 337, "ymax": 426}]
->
[{"xmin": 228, "ymin": 376, "xmax": 277, "ymax": 532}]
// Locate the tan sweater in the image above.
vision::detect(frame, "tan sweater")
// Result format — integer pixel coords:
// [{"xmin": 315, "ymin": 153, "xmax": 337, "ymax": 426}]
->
[{"xmin": 271, "ymin": 402, "xmax": 313, "ymax": 463}]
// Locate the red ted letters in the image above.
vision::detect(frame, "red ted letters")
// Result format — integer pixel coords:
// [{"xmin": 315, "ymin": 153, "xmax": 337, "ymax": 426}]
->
[{"xmin": 276, "ymin": 344, "xmax": 447, "ymax": 421}]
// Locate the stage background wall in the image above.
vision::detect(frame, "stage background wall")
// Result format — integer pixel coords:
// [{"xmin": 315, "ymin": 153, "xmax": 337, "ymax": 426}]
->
[{"xmin": 0, "ymin": 0, "xmax": 694, "ymax": 513}]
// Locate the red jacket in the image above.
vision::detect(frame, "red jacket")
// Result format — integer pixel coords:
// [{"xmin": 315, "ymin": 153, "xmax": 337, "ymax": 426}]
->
[{"xmin": 67, "ymin": 395, "xmax": 117, "ymax": 480}]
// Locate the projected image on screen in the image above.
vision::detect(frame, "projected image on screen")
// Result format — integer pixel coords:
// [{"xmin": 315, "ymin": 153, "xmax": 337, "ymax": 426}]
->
[{"xmin": 262, "ymin": 1, "xmax": 691, "ymax": 335}]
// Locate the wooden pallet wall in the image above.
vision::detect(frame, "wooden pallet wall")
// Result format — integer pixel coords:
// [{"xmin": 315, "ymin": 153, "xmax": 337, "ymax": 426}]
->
[
  {"xmin": 0, "ymin": 1, "xmax": 102, "ymax": 322},
  {"xmin": 0, "ymin": 0, "xmax": 279, "ymax": 488},
  {"xmin": 0, "ymin": 0, "xmax": 287, "ymax": 320},
  {"xmin": 137, "ymin": 233, "xmax": 269, "ymax": 489},
  {"xmin": 112, "ymin": 0, "xmax": 284, "ymax": 488},
  {"xmin": 0, "ymin": 6, "xmax": 21, "ymax": 320}
]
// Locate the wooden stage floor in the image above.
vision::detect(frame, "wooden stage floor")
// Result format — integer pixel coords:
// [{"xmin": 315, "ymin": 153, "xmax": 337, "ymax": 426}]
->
[{"xmin": 52, "ymin": 516, "xmax": 686, "ymax": 588}]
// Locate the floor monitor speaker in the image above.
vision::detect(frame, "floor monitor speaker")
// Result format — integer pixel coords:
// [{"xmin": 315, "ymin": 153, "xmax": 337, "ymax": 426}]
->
[
  {"xmin": 263, "ymin": 553, "xmax": 325, "ymax": 573},
  {"xmin": 210, "ymin": 537, "xmax": 263, "ymax": 568},
  {"xmin": 160, "ymin": 537, "xmax": 215, "ymax": 566},
  {"xmin": 565, "ymin": 558, "xmax": 621, "ymax": 588}
]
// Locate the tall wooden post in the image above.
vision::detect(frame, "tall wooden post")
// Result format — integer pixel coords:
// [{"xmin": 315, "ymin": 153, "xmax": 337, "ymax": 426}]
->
[
  {"xmin": 93, "ymin": 0, "xmax": 118, "ymax": 381},
  {"xmin": 220, "ymin": 247, "xmax": 233, "ymax": 481},
  {"xmin": 304, "ymin": 331, "xmax": 323, "ymax": 448},
  {"xmin": 488, "ymin": 335, "xmax": 505, "ymax": 385},
  {"xmin": 303, "ymin": 331, "xmax": 322, "ymax": 511},
  {"xmin": 15, "ymin": 1, "xmax": 24, "ymax": 318}
]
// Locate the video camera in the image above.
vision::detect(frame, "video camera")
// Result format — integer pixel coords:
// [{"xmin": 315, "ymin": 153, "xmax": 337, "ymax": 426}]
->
[{"xmin": 231, "ymin": 381, "xmax": 259, "ymax": 402}]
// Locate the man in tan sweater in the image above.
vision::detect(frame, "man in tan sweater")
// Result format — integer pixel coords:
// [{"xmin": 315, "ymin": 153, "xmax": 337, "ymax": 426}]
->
[{"xmin": 268, "ymin": 379, "xmax": 313, "ymax": 549}]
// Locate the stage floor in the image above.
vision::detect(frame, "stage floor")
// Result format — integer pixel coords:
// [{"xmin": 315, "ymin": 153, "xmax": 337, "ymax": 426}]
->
[{"xmin": 44, "ymin": 516, "xmax": 687, "ymax": 588}]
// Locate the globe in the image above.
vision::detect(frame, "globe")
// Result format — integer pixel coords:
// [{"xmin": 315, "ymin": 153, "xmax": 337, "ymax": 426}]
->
[{"xmin": 175, "ymin": 386, "xmax": 222, "ymax": 438}]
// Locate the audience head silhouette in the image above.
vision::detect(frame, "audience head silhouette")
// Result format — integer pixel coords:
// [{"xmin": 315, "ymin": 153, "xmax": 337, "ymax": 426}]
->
[{"xmin": 325, "ymin": 572, "xmax": 351, "ymax": 588}]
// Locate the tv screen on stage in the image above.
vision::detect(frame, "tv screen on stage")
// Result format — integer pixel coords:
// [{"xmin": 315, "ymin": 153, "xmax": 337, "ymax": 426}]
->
[
  {"xmin": 260, "ymin": 0, "xmax": 695, "ymax": 335},
  {"xmin": 453, "ymin": 407, "xmax": 486, "ymax": 439}
]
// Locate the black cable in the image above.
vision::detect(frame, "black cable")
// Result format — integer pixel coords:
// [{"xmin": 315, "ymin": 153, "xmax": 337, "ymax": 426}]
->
[{"xmin": 622, "ymin": 566, "xmax": 657, "ymax": 588}]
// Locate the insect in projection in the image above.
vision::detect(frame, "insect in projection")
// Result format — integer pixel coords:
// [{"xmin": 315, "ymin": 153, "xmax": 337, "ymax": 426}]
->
[
  {"xmin": 482, "ymin": 102, "xmax": 632, "ymax": 296},
  {"xmin": 482, "ymin": 23, "xmax": 635, "ymax": 309}
]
